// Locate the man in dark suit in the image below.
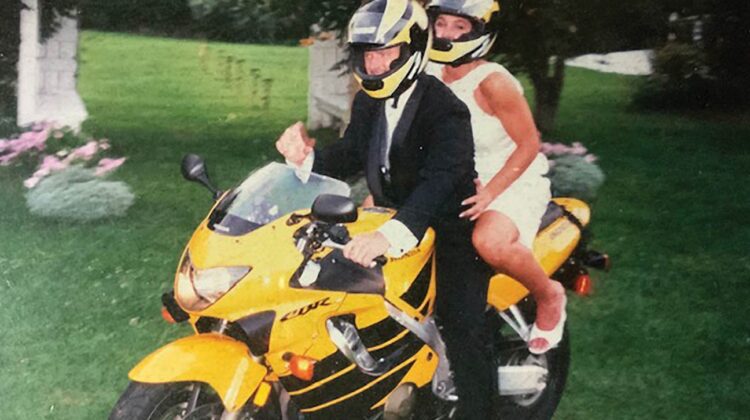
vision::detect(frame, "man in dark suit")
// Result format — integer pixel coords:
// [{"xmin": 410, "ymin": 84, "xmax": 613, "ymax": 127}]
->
[{"xmin": 277, "ymin": 1, "xmax": 494, "ymax": 418}]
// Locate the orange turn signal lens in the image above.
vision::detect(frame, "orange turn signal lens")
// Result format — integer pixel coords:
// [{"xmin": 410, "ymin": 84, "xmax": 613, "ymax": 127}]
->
[
  {"xmin": 574, "ymin": 274, "xmax": 592, "ymax": 296},
  {"xmin": 161, "ymin": 306, "xmax": 176, "ymax": 324},
  {"xmin": 288, "ymin": 354, "xmax": 316, "ymax": 381}
]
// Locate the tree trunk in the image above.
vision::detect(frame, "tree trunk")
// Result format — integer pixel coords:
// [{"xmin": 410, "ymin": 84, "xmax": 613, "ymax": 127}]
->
[{"xmin": 529, "ymin": 57, "xmax": 566, "ymax": 134}]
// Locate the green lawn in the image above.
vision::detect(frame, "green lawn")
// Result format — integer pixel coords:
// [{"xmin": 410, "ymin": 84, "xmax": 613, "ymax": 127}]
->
[{"xmin": 1, "ymin": 31, "xmax": 748, "ymax": 419}]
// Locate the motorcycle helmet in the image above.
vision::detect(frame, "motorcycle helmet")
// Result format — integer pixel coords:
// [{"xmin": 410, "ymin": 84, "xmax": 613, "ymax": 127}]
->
[
  {"xmin": 426, "ymin": 0, "xmax": 501, "ymax": 66},
  {"xmin": 348, "ymin": 0, "xmax": 432, "ymax": 99}
]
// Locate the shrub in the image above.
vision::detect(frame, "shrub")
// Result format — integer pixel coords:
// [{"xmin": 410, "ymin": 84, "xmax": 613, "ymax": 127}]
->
[
  {"xmin": 188, "ymin": 0, "xmax": 278, "ymax": 43},
  {"xmin": 632, "ymin": 42, "xmax": 715, "ymax": 110},
  {"xmin": 547, "ymin": 155, "xmax": 605, "ymax": 201},
  {"xmin": 25, "ymin": 165, "xmax": 134, "ymax": 222}
]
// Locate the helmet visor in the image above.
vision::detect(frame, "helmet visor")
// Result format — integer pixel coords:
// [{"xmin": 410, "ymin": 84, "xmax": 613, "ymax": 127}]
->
[
  {"xmin": 351, "ymin": 43, "xmax": 411, "ymax": 79},
  {"xmin": 430, "ymin": 11, "xmax": 486, "ymax": 43},
  {"xmin": 349, "ymin": 10, "xmax": 412, "ymax": 45}
]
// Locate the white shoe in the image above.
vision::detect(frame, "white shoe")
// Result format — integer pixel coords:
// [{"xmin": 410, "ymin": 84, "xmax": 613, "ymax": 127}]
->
[{"xmin": 528, "ymin": 293, "xmax": 567, "ymax": 355}]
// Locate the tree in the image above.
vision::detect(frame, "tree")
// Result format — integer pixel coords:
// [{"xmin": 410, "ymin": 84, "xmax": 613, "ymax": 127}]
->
[
  {"xmin": 495, "ymin": 0, "xmax": 667, "ymax": 132},
  {"xmin": 632, "ymin": 0, "xmax": 750, "ymax": 110}
]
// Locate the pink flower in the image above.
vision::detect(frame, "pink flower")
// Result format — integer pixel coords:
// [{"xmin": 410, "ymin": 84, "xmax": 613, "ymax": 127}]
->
[
  {"xmin": 39, "ymin": 155, "xmax": 68, "ymax": 172},
  {"xmin": 95, "ymin": 157, "xmax": 126, "ymax": 176},
  {"xmin": 23, "ymin": 155, "xmax": 71, "ymax": 187},
  {"xmin": 541, "ymin": 141, "xmax": 591, "ymax": 157},
  {"xmin": 53, "ymin": 130, "xmax": 65, "ymax": 139},
  {"xmin": 0, "ymin": 152, "xmax": 21, "ymax": 166},
  {"xmin": 584, "ymin": 154, "xmax": 598, "ymax": 163},
  {"xmin": 69, "ymin": 141, "xmax": 99, "ymax": 161},
  {"xmin": 24, "ymin": 176, "xmax": 42, "ymax": 189},
  {"xmin": 569, "ymin": 142, "xmax": 588, "ymax": 156}
]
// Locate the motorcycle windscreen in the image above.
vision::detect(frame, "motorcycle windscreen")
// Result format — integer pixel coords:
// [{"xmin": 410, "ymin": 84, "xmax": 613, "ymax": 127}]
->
[
  {"xmin": 209, "ymin": 162, "xmax": 351, "ymax": 236},
  {"xmin": 290, "ymin": 249, "xmax": 385, "ymax": 295}
]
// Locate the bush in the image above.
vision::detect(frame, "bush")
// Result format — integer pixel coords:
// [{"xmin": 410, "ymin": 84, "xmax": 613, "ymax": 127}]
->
[
  {"xmin": 632, "ymin": 42, "xmax": 715, "ymax": 110},
  {"xmin": 188, "ymin": 0, "xmax": 278, "ymax": 43},
  {"xmin": 26, "ymin": 165, "xmax": 134, "ymax": 222},
  {"xmin": 547, "ymin": 155, "xmax": 605, "ymax": 201},
  {"xmin": 80, "ymin": 0, "xmax": 194, "ymax": 36}
]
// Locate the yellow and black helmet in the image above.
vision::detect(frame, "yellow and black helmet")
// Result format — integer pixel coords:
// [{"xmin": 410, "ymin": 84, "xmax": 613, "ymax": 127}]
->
[
  {"xmin": 427, "ymin": 0, "xmax": 501, "ymax": 66},
  {"xmin": 347, "ymin": 0, "xmax": 432, "ymax": 99}
]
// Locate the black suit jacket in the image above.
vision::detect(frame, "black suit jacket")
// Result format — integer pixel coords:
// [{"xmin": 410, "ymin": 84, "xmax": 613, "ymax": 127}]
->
[{"xmin": 312, "ymin": 74, "xmax": 476, "ymax": 241}]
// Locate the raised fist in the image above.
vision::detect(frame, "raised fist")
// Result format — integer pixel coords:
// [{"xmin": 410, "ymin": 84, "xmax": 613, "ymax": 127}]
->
[{"xmin": 276, "ymin": 121, "xmax": 316, "ymax": 165}]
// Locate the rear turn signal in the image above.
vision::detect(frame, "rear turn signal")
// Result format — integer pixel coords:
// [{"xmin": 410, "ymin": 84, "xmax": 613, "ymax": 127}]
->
[
  {"xmin": 574, "ymin": 274, "xmax": 592, "ymax": 296},
  {"xmin": 161, "ymin": 306, "xmax": 176, "ymax": 324},
  {"xmin": 286, "ymin": 354, "xmax": 316, "ymax": 381}
]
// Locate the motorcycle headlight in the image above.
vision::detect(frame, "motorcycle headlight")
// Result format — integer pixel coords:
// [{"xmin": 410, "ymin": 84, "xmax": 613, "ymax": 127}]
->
[{"xmin": 175, "ymin": 251, "xmax": 251, "ymax": 311}]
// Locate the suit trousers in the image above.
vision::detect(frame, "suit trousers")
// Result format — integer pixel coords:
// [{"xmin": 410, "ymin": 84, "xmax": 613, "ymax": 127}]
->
[{"xmin": 433, "ymin": 221, "xmax": 495, "ymax": 419}]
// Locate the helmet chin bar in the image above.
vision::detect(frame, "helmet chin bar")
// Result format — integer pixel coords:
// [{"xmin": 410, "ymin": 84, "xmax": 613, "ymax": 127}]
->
[
  {"xmin": 432, "ymin": 37, "xmax": 453, "ymax": 52},
  {"xmin": 362, "ymin": 79, "xmax": 385, "ymax": 91}
]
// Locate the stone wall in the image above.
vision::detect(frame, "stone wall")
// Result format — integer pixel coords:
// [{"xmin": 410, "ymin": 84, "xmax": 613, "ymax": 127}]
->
[
  {"xmin": 307, "ymin": 38, "xmax": 355, "ymax": 132},
  {"xmin": 17, "ymin": 0, "xmax": 87, "ymax": 130}
]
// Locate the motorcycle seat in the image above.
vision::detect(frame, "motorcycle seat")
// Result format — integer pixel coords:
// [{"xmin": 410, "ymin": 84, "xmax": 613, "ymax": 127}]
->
[{"xmin": 538, "ymin": 201, "xmax": 566, "ymax": 233}]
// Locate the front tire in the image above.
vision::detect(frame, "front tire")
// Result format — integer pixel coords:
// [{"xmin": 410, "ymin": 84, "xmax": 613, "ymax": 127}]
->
[
  {"xmin": 109, "ymin": 382, "xmax": 225, "ymax": 420},
  {"xmin": 492, "ymin": 301, "xmax": 570, "ymax": 420}
]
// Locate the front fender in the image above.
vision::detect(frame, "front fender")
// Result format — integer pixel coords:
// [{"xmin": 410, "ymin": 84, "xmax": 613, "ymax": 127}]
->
[{"xmin": 129, "ymin": 333, "xmax": 267, "ymax": 412}]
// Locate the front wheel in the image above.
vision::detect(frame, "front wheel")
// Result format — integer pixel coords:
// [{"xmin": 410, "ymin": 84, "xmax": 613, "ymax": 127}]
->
[
  {"xmin": 492, "ymin": 301, "xmax": 570, "ymax": 420},
  {"xmin": 109, "ymin": 381, "xmax": 279, "ymax": 420}
]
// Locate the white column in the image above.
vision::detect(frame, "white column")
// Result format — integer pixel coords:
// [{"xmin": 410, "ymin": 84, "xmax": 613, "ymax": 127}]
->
[
  {"xmin": 17, "ymin": 0, "xmax": 40, "ymax": 127},
  {"xmin": 16, "ymin": 0, "xmax": 88, "ymax": 130}
]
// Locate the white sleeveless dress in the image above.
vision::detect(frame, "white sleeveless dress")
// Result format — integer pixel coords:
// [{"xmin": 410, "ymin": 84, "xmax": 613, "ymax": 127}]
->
[{"xmin": 428, "ymin": 62, "xmax": 551, "ymax": 248}]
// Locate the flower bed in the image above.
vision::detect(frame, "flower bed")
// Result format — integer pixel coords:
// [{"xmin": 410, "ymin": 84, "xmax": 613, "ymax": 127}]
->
[{"xmin": 1, "ymin": 122, "xmax": 134, "ymax": 221}]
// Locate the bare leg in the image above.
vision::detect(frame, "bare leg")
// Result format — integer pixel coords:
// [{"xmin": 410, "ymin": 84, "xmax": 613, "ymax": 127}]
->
[
  {"xmin": 362, "ymin": 194, "xmax": 375, "ymax": 208},
  {"xmin": 472, "ymin": 210, "xmax": 566, "ymax": 352}
]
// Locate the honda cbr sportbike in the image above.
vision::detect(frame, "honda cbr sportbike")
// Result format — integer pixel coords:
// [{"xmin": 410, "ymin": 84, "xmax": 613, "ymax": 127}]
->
[{"xmin": 110, "ymin": 156, "xmax": 609, "ymax": 420}]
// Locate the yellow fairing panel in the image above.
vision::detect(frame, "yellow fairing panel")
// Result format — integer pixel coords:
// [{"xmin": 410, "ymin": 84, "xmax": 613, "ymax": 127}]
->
[
  {"xmin": 487, "ymin": 198, "xmax": 591, "ymax": 310},
  {"xmin": 129, "ymin": 334, "xmax": 266, "ymax": 412}
]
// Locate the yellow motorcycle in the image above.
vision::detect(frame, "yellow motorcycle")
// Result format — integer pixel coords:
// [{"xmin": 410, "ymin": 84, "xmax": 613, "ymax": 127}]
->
[{"xmin": 110, "ymin": 156, "xmax": 609, "ymax": 420}]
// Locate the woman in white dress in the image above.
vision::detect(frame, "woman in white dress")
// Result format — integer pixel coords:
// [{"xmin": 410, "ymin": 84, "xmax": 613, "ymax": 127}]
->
[{"xmin": 426, "ymin": 0, "xmax": 567, "ymax": 354}]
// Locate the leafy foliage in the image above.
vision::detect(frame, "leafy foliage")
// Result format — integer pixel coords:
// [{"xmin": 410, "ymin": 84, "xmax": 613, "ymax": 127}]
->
[
  {"xmin": 633, "ymin": 1, "xmax": 750, "ymax": 110},
  {"xmin": 632, "ymin": 42, "xmax": 714, "ymax": 109},
  {"xmin": 492, "ymin": 0, "xmax": 668, "ymax": 132},
  {"xmin": 547, "ymin": 154, "xmax": 605, "ymax": 201},
  {"xmin": 188, "ymin": 0, "xmax": 278, "ymax": 43},
  {"xmin": 25, "ymin": 165, "xmax": 135, "ymax": 222},
  {"xmin": 79, "ymin": 0, "xmax": 193, "ymax": 35}
]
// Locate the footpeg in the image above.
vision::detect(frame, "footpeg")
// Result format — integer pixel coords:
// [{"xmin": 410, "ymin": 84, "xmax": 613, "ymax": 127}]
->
[{"xmin": 497, "ymin": 365, "xmax": 548, "ymax": 396}]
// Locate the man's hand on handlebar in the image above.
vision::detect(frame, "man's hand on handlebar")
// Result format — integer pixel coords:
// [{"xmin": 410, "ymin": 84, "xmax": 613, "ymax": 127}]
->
[
  {"xmin": 343, "ymin": 231, "xmax": 390, "ymax": 268},
  {"xmin": 276, "ymin": 121, "xmax": 316, "ymax": 165}
]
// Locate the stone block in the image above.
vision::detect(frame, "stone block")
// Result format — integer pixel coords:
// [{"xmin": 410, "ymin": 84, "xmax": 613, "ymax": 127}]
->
[
  {"xmin": 59, "ymin": 71, "xmax": 76, "ymax": 91},
  {"xmin": 40, "ymin": 58, "xmax": 76, "ymax": 72},
  {"xmin": 56, "ymin": 18, "xmax": 79, "ymax": 41},
  {"xmin": 42, "ymin": 41, "xmax": 59, "ymax": 58},
  {"xmin": 43, "ymin": 71, "xmax": 59, "ymax": 93},
  {"xmin": 59, "ymin": 41, "xmax": 78, "ymax": 59}
]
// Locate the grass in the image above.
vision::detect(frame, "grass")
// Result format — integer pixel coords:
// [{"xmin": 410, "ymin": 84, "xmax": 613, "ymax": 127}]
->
[{"xmin": 1, "ymin": 31, "xmax": 749, "ymax": 419}]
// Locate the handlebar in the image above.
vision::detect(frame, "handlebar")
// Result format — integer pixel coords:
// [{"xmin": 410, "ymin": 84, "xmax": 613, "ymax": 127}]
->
[{"xmin": 321, "ymin": 239, "xmax": 388, "ymax": 267}]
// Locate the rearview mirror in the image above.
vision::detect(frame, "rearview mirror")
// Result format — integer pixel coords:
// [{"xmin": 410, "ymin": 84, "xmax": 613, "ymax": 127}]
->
[{"xmin": 181, "ymin": 154, "xmax": 221, "ymax": 199}]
